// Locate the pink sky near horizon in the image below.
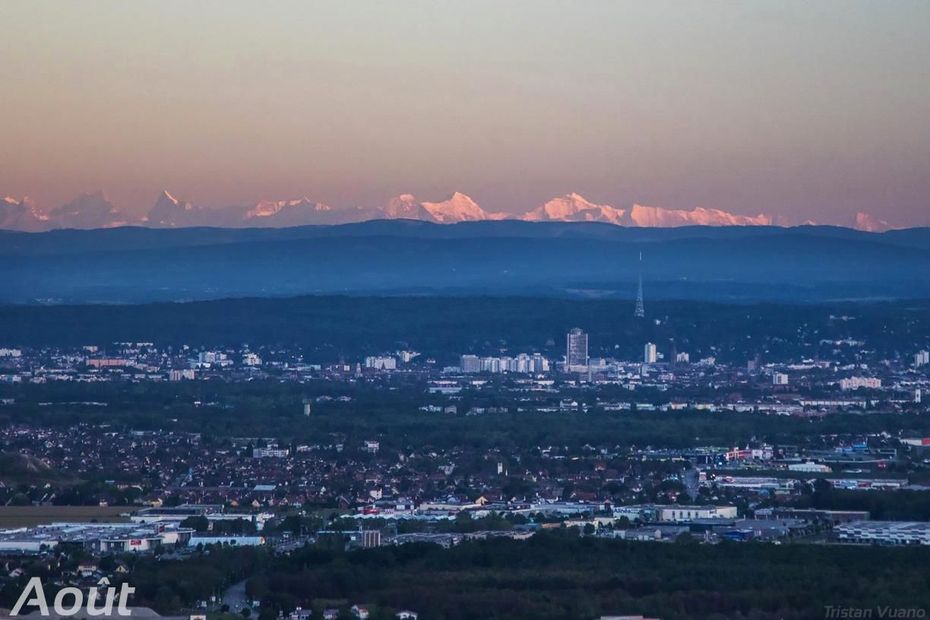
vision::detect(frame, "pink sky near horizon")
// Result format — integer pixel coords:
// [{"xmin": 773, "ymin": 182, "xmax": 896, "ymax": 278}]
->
[{"xmin": 1, "ymin": 1, "xmax": 929, "ymax": 226}]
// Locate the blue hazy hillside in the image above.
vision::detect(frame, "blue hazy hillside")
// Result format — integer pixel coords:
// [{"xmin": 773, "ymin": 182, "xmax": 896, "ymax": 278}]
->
[{"xmin": 2, "ymin": 220, "xmax": 930, "ymax": 303}]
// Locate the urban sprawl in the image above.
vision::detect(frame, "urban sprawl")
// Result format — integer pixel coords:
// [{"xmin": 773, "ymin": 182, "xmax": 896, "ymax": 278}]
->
[{"xmin": 0, "ymin": 328, "xmax": 929, "ymax": 619}]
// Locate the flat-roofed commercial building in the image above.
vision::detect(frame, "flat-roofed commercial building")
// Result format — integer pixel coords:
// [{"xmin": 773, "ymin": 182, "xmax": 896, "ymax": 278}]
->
[
  {"xmin": 0, "ymin": 522, "xmax": 193, "ymax": 554},
  {"xmin": 836, "ymin": 521, "xmax": 930, "ymax": 545},
  {"xmin": 658, "ymin": 505, "xmax": 738, "ymax": 522}
]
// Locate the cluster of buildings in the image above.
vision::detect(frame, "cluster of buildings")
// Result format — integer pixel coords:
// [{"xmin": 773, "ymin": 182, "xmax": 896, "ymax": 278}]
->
[
  {"xmin": 0, "ymin": 504, "xmax": 270, "ymax": 555},
  {"xmin": 0, "ymin": 522, "xmax": 191, "ymax": 554},
  {"xmin": 459, "ymin": 353, "xmax": 550, "ymax": 374},
  {"xmin": 1, "ymin": 415, "xmax": 928, "ymax": 515},
  {"xmin": 1, "ymin": 330, "xmax": 930, "ymax": 563},
  {"xmin": 1, "ymin": 330, "xmax": 928, "ymax": 418}
]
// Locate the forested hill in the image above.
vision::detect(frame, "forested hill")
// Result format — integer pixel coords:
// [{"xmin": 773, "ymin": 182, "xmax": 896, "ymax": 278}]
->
[{"xmin": 3, "ymin": 220, "xmax": 930, "ymax": 303}]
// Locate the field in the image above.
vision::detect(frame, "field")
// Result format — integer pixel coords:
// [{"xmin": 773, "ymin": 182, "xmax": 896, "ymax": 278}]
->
[{"xmin": 0, "ymin": 505, "xmax": 131, "ymax": 528}]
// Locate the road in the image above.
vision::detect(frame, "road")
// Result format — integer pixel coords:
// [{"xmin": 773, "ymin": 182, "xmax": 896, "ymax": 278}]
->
[{"xmin": 222, "ymin": 579, "xmax": 249, "ymax": 613}]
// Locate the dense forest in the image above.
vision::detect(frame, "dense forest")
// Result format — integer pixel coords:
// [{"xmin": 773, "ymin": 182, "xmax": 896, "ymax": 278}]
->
[{"xmin": 115, "ymin": 532, "xmax": 930, "ymax": 619}]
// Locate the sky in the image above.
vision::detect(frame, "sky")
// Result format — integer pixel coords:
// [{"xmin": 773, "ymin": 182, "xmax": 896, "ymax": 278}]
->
[{"xmin": 1, "ymin": 0, "xmax": 928, "ymax": 225}]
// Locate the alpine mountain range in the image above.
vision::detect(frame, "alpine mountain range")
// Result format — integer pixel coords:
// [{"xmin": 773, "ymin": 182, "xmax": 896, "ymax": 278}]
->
[{"xmin": 0, "ymin": 190, "xmax": 900, "ymax": 232}]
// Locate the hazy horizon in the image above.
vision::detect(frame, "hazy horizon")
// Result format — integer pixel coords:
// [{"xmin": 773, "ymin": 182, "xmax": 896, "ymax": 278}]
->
[{"xmin": 2, "ymin": 1, "xmax": 929, "ymax": 226}]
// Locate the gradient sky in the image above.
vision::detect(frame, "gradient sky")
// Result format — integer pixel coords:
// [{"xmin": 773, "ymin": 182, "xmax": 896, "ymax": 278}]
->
[{"xmin": 1, "ymin": 0, "xmax": 929, "ymax": 224}]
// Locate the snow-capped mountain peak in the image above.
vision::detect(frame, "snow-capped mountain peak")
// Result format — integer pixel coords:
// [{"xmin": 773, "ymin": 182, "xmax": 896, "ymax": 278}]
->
[
  {"xmin": 522, "ymin": 195, "xmax": 773, "ymax": 227},
  {"xmin": 628, "ymin": 204, "xmax": 772, "ymax": 227},
  {"xmin": 0, "ymin": 195, "xmax": 48, "ymax": 232},
  {"xmin": 525, "ymin": 193, "xmax": 627, "ymax": 225},
  {"xmin": 854, "ymin": 212, "xmax": 895, "ymax": 233},
  {"xmin": 0, "ymin": 188, "xmax": 896, "ymax": 231},
  {"xmin": 420, "ymin": 192, "xmax": 490, "ymax": 223},
  {"xmin": 381, "ymin": 192, "xmax": 501, "ymax": 223},
  {"xmin": 159, "ymin": 189, "xmax": 179, "ymax": 205},
  {"xmin": 146, "ymin": 190, "xmax": 203, "ymax": 227},
  {"xmin": 49, "ymin": 191, "xmax": 126, "ymax": 229},
  {"xmin": 382, "ymin": 194, "xmax": 432, "ymax": 220},
  {"xmin": 245, "ymin": 197, "xmax": 332, "ymax": 220}
]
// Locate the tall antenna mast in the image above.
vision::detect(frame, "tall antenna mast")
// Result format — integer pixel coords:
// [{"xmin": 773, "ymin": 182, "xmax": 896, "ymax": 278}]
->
[{"xmin": 634, "ymin": 251, "xmax": 645, "ymax": 318}]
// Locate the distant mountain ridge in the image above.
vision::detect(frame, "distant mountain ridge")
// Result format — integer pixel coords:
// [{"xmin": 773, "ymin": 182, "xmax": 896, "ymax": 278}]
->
[
  {"xmin": 854, "ymin": 211, "xmax": 895, "ymax": 233},
  {"xmin": 0, "ymin": 196, "xmax": 48, "ymax": 232},
  {"xmin": 2, "ymin": 219, "xmax": 929, "ymax": 304},
  {"xmin": 47, "ymin": 191, "xmax": 128, "ymax": 229},
  {"xmin": 0, "ymin": 190, "xmax": 899, "ymax": 231}
]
